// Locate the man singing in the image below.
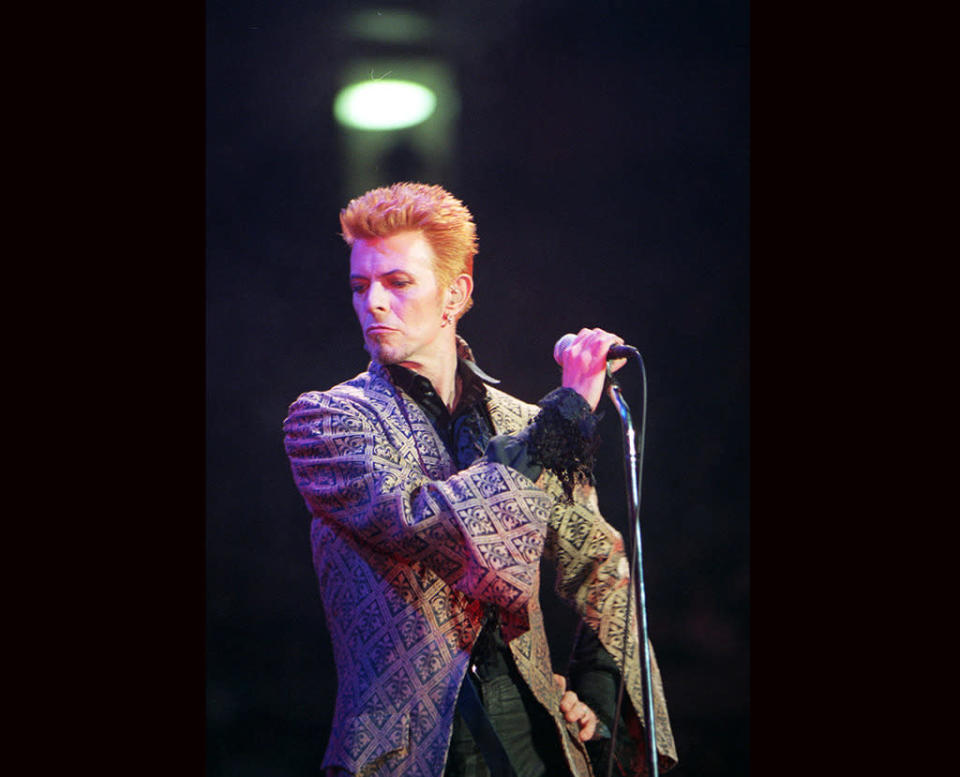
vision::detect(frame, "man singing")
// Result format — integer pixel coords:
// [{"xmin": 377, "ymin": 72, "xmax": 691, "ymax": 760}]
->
[{"xmin": 283, "ymin": 182, "xmax": 677, "ymax": 777}]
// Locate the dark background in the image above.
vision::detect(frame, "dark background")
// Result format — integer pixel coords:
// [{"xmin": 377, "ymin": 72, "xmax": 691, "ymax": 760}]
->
[{"xmin": 206, "ymin": 1, "xmax": 749, "ymax": 775}]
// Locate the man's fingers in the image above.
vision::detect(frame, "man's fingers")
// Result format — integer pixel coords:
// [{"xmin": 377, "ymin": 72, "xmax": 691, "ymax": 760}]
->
[
  {"xmin": 578, "ymin": 714, "xmax": 597, "ymax": 742},
  {"xmin": 608, "ymin": 356, "xmax": 628, "ymax": 374},
  {"xmin": 558, "ymin": 687, "xmax": 599, "ymax": 741},
  {"xmin": 561, "ymin": 695, "xmax": 588, "ymax": 722}
]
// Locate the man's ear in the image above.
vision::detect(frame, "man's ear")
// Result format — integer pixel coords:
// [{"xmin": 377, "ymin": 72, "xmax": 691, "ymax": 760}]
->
[{"xmin": 446, "ymin": 273, "xmax": 473, "ymax": 317}]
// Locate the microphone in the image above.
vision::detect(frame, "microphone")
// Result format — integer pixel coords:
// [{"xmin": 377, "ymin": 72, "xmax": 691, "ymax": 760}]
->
[{"xmin": 553, "ymin": 333, "xmax": 640, "ymax": 365}]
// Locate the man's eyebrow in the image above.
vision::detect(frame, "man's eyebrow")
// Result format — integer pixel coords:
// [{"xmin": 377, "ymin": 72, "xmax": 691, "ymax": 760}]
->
[{"xmin": 349, "ymin": 269, "xmax": 410, "ymax": 279}]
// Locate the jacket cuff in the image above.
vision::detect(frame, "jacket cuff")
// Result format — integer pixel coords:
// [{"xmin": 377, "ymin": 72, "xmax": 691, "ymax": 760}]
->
[{"xmin": 527, "ymin": 387, "xmax": 601, "ymax": 502}]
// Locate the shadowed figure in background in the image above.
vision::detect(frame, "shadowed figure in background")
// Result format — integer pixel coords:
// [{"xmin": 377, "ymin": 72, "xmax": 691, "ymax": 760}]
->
[{"xmin": 283, "ymin": 182, "xmax": 678, "ymax": 777}]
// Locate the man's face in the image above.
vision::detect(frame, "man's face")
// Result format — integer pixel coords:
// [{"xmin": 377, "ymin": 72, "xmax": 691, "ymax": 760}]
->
[{"xmin": 349, "ymin": 230, "xmax": 448, "ymax": 366}]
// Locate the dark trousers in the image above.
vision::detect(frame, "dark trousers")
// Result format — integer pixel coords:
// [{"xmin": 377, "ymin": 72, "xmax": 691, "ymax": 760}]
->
[{"xmin": 444, "ymin": 670, "xmax": 574, "ymax": 777}]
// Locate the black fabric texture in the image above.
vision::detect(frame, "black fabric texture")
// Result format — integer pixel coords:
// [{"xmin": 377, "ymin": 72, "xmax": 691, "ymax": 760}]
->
[
  {"xmin": 526, "ymin": 387, "xmax": 601, "ymax": 502},
  {"xmin": 568, "ymin": 623, "xmax": 627, "ymax": 776}
]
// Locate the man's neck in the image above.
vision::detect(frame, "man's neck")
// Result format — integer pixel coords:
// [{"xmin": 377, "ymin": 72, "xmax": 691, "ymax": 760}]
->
[{"xmin": 396, "ymin": 336, "xmax": 460, "ymax": 412}]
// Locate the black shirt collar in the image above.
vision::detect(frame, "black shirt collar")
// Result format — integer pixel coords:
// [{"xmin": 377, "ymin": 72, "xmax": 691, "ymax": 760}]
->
[{"xmin": 385, "ymin": 357, "xmax": 497, "ymax": 425}]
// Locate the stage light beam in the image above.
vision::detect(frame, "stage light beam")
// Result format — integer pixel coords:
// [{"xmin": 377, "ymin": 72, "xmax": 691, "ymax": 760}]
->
[{"xmin": 333, "ymin": 80, "xmax": 438, "ymax": 131}]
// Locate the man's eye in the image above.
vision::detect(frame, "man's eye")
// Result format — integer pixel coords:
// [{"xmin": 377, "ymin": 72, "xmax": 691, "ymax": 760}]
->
[
  {"xmin": 350, "ymin": 284, "xmax": 366, "ymax": 294},
  {"xmin": 390, "ymin": 279, "xmax": 411, "ymax": 288}
]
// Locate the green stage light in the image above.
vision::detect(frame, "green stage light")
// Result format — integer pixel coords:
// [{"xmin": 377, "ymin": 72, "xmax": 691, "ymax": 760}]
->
[{"xmin": 333, "ymin": 79, "xmax": 437, "ymax": 131}]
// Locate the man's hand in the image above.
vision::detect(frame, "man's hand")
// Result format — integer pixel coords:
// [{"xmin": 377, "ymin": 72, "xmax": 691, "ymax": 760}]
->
[
  {"xmin": 553, "ymin": 673, "xmax": 598, "ymax": 742},
  {"xmin": 557, "ymin": 328, "xmax": 628, "ymax": 411}
]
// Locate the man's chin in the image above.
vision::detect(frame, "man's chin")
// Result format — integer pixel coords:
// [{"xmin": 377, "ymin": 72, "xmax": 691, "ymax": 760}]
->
[{"xmin": 364, "ymin": 340, "xmax": 407, "ymax": 366}]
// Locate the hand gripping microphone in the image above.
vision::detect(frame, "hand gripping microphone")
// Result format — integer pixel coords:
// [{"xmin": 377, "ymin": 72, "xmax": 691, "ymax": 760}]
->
[{"xmin": 553, "ymin": 333, "xmax": 640, "ymax": 365}]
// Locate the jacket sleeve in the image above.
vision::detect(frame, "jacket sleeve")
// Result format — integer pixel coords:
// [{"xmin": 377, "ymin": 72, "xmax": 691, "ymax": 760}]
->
[{"xmin": 283, "ymin": 390, "xmax": 555, "ymax": 623}]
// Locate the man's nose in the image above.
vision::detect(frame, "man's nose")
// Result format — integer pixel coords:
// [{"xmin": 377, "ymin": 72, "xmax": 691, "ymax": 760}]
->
[{"xmin": 365, "ymin": 281, "xmax": 388, "ymax": 312}]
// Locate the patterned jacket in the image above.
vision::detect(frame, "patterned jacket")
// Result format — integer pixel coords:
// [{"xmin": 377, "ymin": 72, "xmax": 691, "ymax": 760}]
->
[{"xmin": 283, "ymin": 345, "xmax": 678, "ymax": 777}]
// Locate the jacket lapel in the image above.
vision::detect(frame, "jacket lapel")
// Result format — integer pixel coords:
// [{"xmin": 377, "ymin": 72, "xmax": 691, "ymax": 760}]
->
[{"xmin": 369, "ymin": 363, "xmax": 457, "ymax": 480}]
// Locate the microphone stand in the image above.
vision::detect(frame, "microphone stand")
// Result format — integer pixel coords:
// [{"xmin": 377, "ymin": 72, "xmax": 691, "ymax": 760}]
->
[{"xmin": 604, "ymin": 355, "xmax": 658, "ymax": 777}]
